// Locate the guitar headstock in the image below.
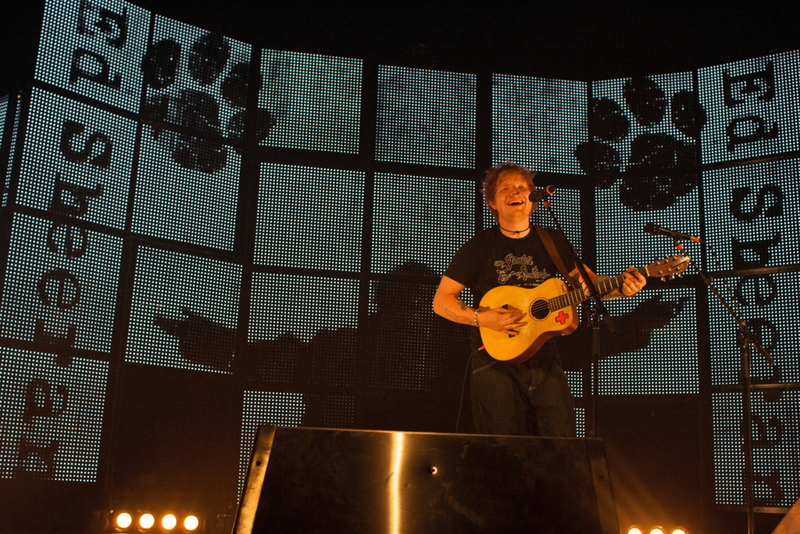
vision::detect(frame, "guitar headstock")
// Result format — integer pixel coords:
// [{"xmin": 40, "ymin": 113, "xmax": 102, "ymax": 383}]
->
[{"xmin": 645, "ymin": 255, "xmax": 691, "ymax": 281}]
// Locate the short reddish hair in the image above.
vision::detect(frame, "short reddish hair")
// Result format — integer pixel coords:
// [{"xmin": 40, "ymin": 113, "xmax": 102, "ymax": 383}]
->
[{"xmin": 482, "ymin": 162, "xmax": 536, "ymax": 222}]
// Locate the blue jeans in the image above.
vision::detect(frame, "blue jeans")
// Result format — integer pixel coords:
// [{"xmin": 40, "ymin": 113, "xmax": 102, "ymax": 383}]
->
[{"xmin": 470, "ymin": 348, "xmax": 576, "ymax": 437}]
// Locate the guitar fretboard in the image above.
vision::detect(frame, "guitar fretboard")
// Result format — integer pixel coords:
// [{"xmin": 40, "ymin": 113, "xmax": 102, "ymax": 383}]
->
[{"xmin": 548, "ymin": 267, "xmax": 647, "ymax": 311}]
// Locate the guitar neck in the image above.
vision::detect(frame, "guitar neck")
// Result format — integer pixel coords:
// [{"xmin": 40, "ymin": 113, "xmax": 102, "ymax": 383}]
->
[{"xmin": 551, "ymin": 266, "xmax": 647, "ymax": 310}]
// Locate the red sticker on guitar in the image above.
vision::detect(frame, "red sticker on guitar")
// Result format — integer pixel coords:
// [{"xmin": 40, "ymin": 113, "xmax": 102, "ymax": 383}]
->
[{"xmin": 555, "ymin": 311, "xmax": 569, "ymax": 324}]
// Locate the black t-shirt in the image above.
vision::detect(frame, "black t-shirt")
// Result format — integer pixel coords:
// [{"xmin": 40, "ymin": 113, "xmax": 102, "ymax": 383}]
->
[{"xmin": 444, "ymin": 225, "xmax": 576, "ymax": 354}]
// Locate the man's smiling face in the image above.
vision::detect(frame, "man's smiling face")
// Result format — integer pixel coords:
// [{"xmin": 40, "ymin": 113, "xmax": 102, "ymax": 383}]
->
[{"xmin": 488, "ymin": 171, "xmax": 535, "ymax": 223}]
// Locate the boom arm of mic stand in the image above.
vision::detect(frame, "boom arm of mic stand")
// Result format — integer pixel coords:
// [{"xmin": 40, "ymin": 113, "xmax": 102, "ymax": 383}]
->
[{"xmin": 689, "ymin": 257, "xmax": 774, "ymax": 365}]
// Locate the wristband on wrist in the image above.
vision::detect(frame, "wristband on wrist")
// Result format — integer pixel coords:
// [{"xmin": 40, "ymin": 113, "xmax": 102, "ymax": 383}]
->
[{"xmin": 474, "ymin": 309, "xmax": 480, "ymax": 327}]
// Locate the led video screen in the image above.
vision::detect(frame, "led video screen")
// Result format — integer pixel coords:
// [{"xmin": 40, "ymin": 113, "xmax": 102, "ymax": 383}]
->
[
  {"xmin": 591, "ymin": 71, "xmax": 702, "ymax": 274},
  {"xmin": 703, "ymin": 158, "xmax": 799, "ymax": 273},
  {"xmin": 712, "ymin": 391, "xmax": 799, "ymax": 507},
  {"xmin": 143, "ymin": 16, "xmax": 252, "ymax": 143},
  {"xmin": 365, "ymin": 276, "xmax": 453, "ymax": 391},
  {"xmin": 708, "ymin": 271, "xmax": 800, "ymax": 386},
  {"xmin": 0, "ymin": 213, "xmax": 123, "ymax": 353},
  {"xmin": 260, "ymin": 50, "xmax": 362, "ymax": 153},
  {"xmin": 587, "ymin": 71, "xmax": 698, "ymax": 178},
  {"xmin": 125, "ymin": 246, "xmax": 242, "ymax": 373},
  {"xmin": 371, "ymin": 173, "xmax": 475, "ymax": 275},
  {"xmin": 0, "ymin": 347, "xmax": 108, "ymax": 481},
  {"xmin": 492, "ymin": 74, "xmax": 587, "ymax": 175},
  {"xmin": 5, "ymin": 0, "xmax": 800, "ymax": 517},
  {"xmin": 596, "ymin": 287, "xmax": 698, "ymax": 395},
  {"xmin": 247, "ymin": 273, "xmax": 359, "ymax": 385},
  {"xmin": 2, "ymin": 97, "xmax": 21, "ymax": 207},
  {"xmin": 131, "ymin": 125, "xmax": 241, "ymax": 250},
  {"xmin": 0, "ymin": 95, "xmax": 9, "ymax": 205},
  {"xmin": 254, "ymin": 163, "xmax": 365, "ymax": 271},
  {"xmin": 18, "ymin": 88, "xmax": 136, "ymax": 230},
  {"xmin": 376, "ymin": 66, "xmax": 476, "ymax": 168},
  {"xmin": 699, "ymin": 51, "xmax": 800, "ymax": 164},
  {"xmin": 0, "ymin": 96, "xmax": 7, "ymax": 148},
  {"xmin": 34, "ymin": 0, "xmax": 150, "ymax": 113}
]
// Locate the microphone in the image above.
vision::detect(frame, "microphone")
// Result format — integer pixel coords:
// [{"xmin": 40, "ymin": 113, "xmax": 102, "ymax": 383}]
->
[
  {"xmin": 529, "ymin": 185, "xmax": 556, "ymax": 202},
  {"xmin": 644, "ymin": 223, "xmax": 702, "ymax": 243}
]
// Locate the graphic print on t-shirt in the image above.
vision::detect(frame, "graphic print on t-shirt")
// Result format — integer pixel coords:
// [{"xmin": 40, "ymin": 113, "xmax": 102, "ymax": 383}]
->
[{"xmin": 494, "ymin": 253, "xmax": 551, "ymax": 286}]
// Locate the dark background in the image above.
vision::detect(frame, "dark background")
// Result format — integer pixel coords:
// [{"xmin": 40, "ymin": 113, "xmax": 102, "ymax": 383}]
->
[{"xmin": 2, "ymin": 1, "xmax": 800, "ymax": 98}]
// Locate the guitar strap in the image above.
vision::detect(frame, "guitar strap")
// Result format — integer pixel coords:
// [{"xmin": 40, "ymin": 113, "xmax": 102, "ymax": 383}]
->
[{"xmin": 535, "ymin": 227, "xmax": 578, "ymax": 290}]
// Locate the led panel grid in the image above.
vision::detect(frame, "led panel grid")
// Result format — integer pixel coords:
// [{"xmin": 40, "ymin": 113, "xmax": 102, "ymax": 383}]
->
[
  {"xmin": 0, "ymin": 348, "xmax": 108, "ymax": 481},
  {"xmin": 699, "ymin": 51, "xmax": 800, "ymax": 164},
  {"xmin": 18, "ymin": 88, "xmax": 136, "ymax": 230},
  {"xmin": 492, "ymin": 74, "xmax": 587, "ymax": 174},
  {"xmin": 260, "ymin": 50, "xmax": 362, "ymax": 153},
  {"xmin": 575, "ymin": 407, "xmax": 585, "ymax": 438},
  {"xmin": 0, "ymin": 213, "xmax": 123, "ymax": 352},
  {"xmin": 596, "ymin": 184, "xmax": 700, "ymax": 276},
  {"xmin": 371, "ymin": 173, "xmax": 475, "ymax": 275},
  {"xmin": 126, "ymin": 246, "xmax": 241, "ymax": 373},
  {"xmin": 598, "ymin": 287, "xmax": 698, "ymax": 395},
  {"xmin": 34, "ymin": 0, "xmax": 150, "ymax": 113},
  {"xmin": 703, "ymin": 159, "xmax": 800, "ymax": 272},
  {"xmin": 712, "ymin": 391, "xmax": 799, "ymax": 507},
  {"xmin": 239, "ymin": 390, "xmax": 306, "ymax": 496},
  {"xmin": 0, "ymin": 96, "xmax": 7, "ymax": 148},
  {"xmin": 565, "ymin": 370, "xmax": 582, "ymax": 400},
  {"xmin": 132, "ymin": 125, "xmax": 240, "ymax": 250},
  {"xmin": 248, "ymin": 273, "xmax": 359, "ymax": 385},
  {"xmin": 3, "ymin": 97, "xmax": 23, "ymax": 207},
  {"xmin": 590, "ymin": 72, "xmax": 697, "ymax": 173},
  {"xmin": 255, "ymin": 163, "xmax": 364, "ymax": 270},
  {"xmin": 586, "ymin": 72, "xmax": 700, "ymax": 219},
  {"xmin": 565, "ymin": 372, "xmax": 585, "ymax": 437},
  {"xmin": 144, "ymin": 16, "xmax": 252, "ymax": 143},
  {"xmin": 708, "ymin": 271, "xmax": 800, "ymax": 386},
  {"xmin": 0, "ymin": 96, "xmax": 8, "ymax": 205},
  {"xmin": 366, "ymin": 278, "xmax": 452, "ymax": 390},
  {"xmin": 376, "ymin": 66, "xmax": 476, "ymax": 168},
  {"xmin": 481, "ymin": 188, "xmax": 582, "ymax": 256}
]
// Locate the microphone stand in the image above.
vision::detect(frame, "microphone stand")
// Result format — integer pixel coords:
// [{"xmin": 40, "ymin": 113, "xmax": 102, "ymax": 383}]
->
[
  {"xmin": 539, "ymin": 199, "xmax": 616, "ymax": 438},
  {"xmin": 674, "ymin": 239, "xmax": 774, "ymax": 534}
]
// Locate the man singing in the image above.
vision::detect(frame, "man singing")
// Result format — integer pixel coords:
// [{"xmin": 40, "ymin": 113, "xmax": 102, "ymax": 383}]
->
[{"xmin": 433, "ymin": 162, "xmax": 646, "ymax": 437}]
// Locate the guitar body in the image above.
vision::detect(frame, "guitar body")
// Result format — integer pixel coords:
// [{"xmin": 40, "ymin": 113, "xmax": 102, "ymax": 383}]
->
[
  {"xmin": 477, "ymin": 256, "xmax": 690, "ymax": 365},
  {"xmin": 479, "ymin": 278, "xmax": 578, "ymax": 365}
]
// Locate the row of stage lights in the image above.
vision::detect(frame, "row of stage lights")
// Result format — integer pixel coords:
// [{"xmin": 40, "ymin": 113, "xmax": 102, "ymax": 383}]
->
[
  {"xmin": 627, "ymin": 527, "xmax": 688, "ymax": 534},
  {"xmin": 113, "ymin": 512, "xmax": 200, "ymax": 532}
]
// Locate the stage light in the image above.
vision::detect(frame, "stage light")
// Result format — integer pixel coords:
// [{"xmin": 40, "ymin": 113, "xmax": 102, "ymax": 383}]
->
[
  {"xmin": 116, "ymin": 512, "xmax": 133, "ymax": 530},
  {"xmin": 183, "ymin": 516, "xmax": 200, "ymax": 531},
  {"xmin": 139, "ymin": 513, "xmax": 155, "ymax": 530},
  {"xmin": 627, "ymin": 528, "xmax": 642, "ymax": 534},
  {"xmin": 672, "ymin": 529, "xmax": 687, "ymax": 534},
  {"xmin": 650, "ymin": 528, "xmax": 665, "ymax": 534},
  {"xmin": 162, "ymin": 514, "xmax": 177, "ymax": 531}
]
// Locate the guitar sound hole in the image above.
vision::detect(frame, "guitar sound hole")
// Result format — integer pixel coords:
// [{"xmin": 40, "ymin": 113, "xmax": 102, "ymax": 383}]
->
[{"xmin": 530, "ymin": 300, "xmax": 550, "ymax": 320}]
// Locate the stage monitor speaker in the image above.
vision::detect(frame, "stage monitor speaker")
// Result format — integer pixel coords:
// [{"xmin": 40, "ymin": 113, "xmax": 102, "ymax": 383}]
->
[
  {"xmin": 233, "ymin": 426, "xmax": 619, "ymax": 534},
  {"xmin": 772, "ymin": 496, "xmax": 800, "ymax": 534}
]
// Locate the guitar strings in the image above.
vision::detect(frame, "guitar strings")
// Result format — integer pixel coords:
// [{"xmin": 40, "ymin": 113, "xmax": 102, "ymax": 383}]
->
[{"xmin": 530, "ymin": 300, "xmax": 550, "ymax": 319}]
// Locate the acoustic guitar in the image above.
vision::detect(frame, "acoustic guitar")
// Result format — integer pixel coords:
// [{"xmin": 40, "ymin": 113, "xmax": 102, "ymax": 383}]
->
[{"xmin": 478, "ymin": 255, "xmax": 690, "ymax": 364}]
